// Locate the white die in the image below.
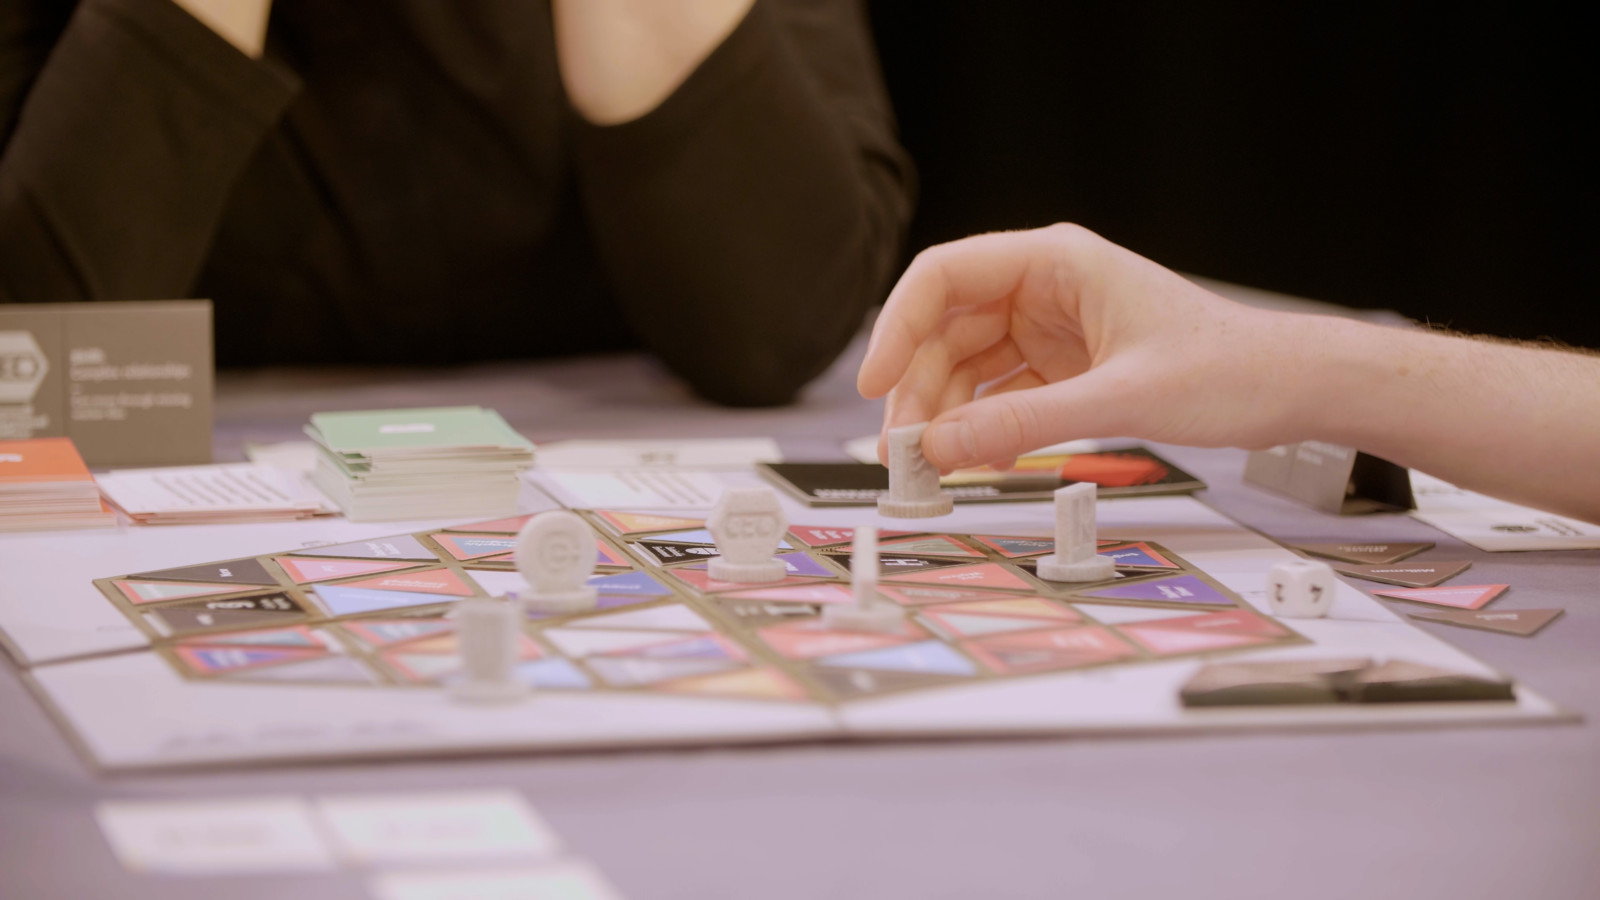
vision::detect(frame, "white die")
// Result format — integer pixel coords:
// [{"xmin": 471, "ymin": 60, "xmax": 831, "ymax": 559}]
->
[{"xmin": 1266, "ymin": 559, "xmax": 1336, "ymax": 618}]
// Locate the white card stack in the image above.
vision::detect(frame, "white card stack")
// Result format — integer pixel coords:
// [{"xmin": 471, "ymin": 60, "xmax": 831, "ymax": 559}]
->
[
  {"xmin": 97, "ymin": 464, "xmax": 336, "ymax": 525},
  {"xmin": 0, "ymin": 437, "xmax": 117, "ymax": 532},
  {"xmin": 305, "ymin": 407, "xmax": 535, "ymax": 521}
]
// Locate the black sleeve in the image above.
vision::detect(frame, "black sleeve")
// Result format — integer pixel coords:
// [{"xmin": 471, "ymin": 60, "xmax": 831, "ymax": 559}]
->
[
  {"xmin": 569, "ymin": 0, "xmax": 915, "ymax": 407},
  {"xmin": 0, "ymin": 0, "xmax": 297, "ymax": 304}
]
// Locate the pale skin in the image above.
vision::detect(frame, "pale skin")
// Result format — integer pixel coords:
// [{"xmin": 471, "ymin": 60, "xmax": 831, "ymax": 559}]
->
[
  {"xmin": 174, "ymin": 0, "xmax": 756, "ymax": 125},
  {"xmin": 858, "ymin": 224, "xmax": 1600, "ymax": 525}
]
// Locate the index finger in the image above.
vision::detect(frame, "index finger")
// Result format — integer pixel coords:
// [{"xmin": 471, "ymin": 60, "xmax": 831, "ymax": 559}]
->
[{"xmin": 857, "ymin": 227, "xmax": 1073, "ymax": 399}]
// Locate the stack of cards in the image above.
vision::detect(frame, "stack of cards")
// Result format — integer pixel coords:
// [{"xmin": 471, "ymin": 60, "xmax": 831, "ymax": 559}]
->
[
  {"xmin": 0, "ymin": 437, "xmax": 117, "ymax": 531},
  {"xmin": 97, "ymin": 463, "xmax": 336, "ymax": 525},
  {"xmin": 306, "ymin": 407, "xmax": 534, "ymax": 521}
]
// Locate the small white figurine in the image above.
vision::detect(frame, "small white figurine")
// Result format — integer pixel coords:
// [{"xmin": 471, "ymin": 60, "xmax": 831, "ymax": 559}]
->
[
  {"xmin": 877, "ymin": 422, "xmax": 954, "ymax": 518},
  {"xmin": 1266, "ymin": 559, "xmax": 1336, "ymax": 618},
  {"xmin": 706, "ymin": 487, "xmax": 789, "ymax": 583},
  {"xmin": 451, "ymin": 595, "xmax": 527, "ymax": 703},
  {"xmin": 1035, "ymin": 482, "xmax": 1115, "ymax": 582},
  {"xmin": 515, "ymin": 510, "xmax": 598, "ymax": 612},
  {"xmin": 822, "ymin": 526, "xmax": 905, "ymax": 632}
]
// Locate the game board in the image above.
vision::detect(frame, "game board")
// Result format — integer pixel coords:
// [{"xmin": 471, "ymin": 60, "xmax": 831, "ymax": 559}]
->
[
  {"xmin": 89, "ymin": 511, "xmax": 1307, "ymax": 704},
  {"xmin": 10, "ymin": 492, "xmax": 1571, "ymax": 771}
]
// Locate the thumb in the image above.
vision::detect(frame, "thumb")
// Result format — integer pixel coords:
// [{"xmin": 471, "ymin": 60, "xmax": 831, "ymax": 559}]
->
[{"xmin": 920, "ymin": 370, "xmax": 1128, "ymax": 470}]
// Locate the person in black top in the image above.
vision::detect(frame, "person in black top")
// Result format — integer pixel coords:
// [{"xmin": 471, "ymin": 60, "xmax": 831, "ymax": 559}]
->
[{"xmin": 0, "ymin": 0, "xmax": 913, "ymax": 405}]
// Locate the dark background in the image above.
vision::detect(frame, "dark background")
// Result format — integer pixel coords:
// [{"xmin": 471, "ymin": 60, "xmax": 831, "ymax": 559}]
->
[{"xmin": 866, "ymin": 5, "xmax": 1595, "ymax": 347}]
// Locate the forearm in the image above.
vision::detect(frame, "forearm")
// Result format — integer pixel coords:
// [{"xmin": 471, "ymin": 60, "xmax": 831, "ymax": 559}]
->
[
  {"xmin": 552, "ymin": 0, "xmax": 754, "ymax": 124},
  {"xmin": 1287, "ymin": 315, "xmax": 1600, "ymax": 522}
]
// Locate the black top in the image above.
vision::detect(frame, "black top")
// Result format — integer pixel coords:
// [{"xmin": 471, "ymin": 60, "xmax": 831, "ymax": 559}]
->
[{"xmin": 0, "ymin": 0, "xmax": 913, "ymax": 405}]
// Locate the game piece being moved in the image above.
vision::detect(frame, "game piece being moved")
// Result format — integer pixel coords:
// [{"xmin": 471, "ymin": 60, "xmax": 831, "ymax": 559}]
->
[
  {"xmin": 706, "ymin": 487, "xmax": 789, "ymax": 583},
  {"xmin": 822, "ymin": 526, "xmax": 906, "ymax": 632},
  {"xmin": 451, "ymin": 595, "xmax": 528, "ymax": 703},
  {"xmin": 1035, "ymin": 482, "xmax": 1115, "ymax": 582},
  {"xmin": 514, "ymin": 511, "xmax": 599, "ymax": 612},
  {"xmin": 877, "ymin": 423, "xmax": 953, "ymax": 518},
  {"xmin": 1265, "ymin": 559, "xmax": 1336, "ymax": 618}
]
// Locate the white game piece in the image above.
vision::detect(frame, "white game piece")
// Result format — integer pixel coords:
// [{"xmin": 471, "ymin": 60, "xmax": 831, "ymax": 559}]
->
[
  {"xmin": 450, "ymin": 595, "xmax": 527, "ymax": 703},
  {"xmin": 877, "ymin": 422, "xmax": 953, "ymax": 518},
  {"xmin": 1265, "ymin": 559, "xmax": 1337, "ymax": 618},
  {"xmin": 822, "ymin": 526, "xmax": 906, "ymax": 632},
  {"xmin": 1035, "ymin": 482, "xmax": 1116, "ymax": 582},
  {"xmin": 706, "ymin": 487, "xmax": 788, "ymax": 583},
  {"xmin": 514, "ymin": 511, "xmax": 598, "ymax": 612}
]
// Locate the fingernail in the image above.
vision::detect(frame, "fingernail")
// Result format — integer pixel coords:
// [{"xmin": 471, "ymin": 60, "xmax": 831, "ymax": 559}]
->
[{"xmin": 926, "ymin": 421, "xmax": 978, "ymax": 467}]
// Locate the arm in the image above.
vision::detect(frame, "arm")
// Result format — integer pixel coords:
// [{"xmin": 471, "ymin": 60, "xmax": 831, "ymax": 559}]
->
[
  {"xmin": 0, "ymin": 0, "xmax": 293, "ymax": 305},
  {"xmin": 858, "ymin": 224, "xmax": 1600, "ymax": 524},
  {"xmin": 557, "ymin": 0, "xmax": 913, "ymax": 406}
]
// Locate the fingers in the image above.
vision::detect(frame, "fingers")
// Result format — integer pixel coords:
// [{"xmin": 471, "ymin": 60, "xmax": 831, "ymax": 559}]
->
[
  {"xmin": 919, "ymin": 366, "xmax": 1130, "ymax": 470},
  {"xmin": 858, "ymin": 226, "xmax": 1100, "ymax": 399}
]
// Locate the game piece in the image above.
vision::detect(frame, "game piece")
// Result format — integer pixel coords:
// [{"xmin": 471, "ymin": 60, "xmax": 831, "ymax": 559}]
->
[
  {"xmin": 1264, "ymin": 559, "xmax": 1336, "ymax": 618},
  {"xmin": 1328, "ymin": 560, "xmax": 1472, "ymax": 588},
  {"xmin": 1408, "ymin": 607, "xmax": 1564, "ymax": 637},
  {"xmin": 1035, "ymin": 483, "xmax": 1115, "ymax": 582},
  {"xmin": 450, "ymin": 595, "xmax": 528, "ymax": 703},
  {"xmin": 822, "ymin": 527, "xmax": 907, "ymax": 632},
  {"xmin": 705, "ymin": 487, "xmax": 789, "ymax": 583},
  {"xmin": 514, "ymin": 511, "xmax": 599, "ymax": 612},
  {"xmin": 876, "ymin": 423, "xmax": 953, "ymax": 518}
]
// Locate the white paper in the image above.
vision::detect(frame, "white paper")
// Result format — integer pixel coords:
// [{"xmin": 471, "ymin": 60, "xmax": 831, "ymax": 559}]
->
[
  {"xmin": 368, "ymin": 860, "xmax": 625, "ymax": 900},
  {"xmin": 1409, "ymin": 471, "xmax": 1600, "ymax": 551},
  {"xmin": 96, "ymin": 463, "xmax": 334, "ymax": 516},
  {"xmin": 534, "ymin": 438, "xmax": 780, "ymax": 470},
  {"xmin": 95, "ymin": 797, "xmax": 336, "ymax": 875},
  {"xmin": 536, "ymin": 469, "xmax": 725, "ymax": 510},
  {"xmin": 244, "ymin": 440, "xmax": 324, "ymax": 474},
  {"xmin": 316, "ymin": 789, "xmax": 561, "ymax": 866}
]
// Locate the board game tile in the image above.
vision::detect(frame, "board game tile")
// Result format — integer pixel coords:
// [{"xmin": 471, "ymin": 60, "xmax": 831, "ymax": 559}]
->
[
  {"xmin": 830, "ymin": 553, "xmax": 967, "ymax": 576},
  {"xmin": 666, "ymin": 566, "xmax": 828, "ymax": 594},
  {"xmin": 920, "ymin": 610, "xmax": 1067, "ymax": 640},
  {"xmin": 596, "ymin": 510, "xmax": 704, "ymax": 536},
  {"xmin": 226, "ymin": 655, "xmax": 379, "ymax": 685},
  {"xmin": 787, "ymin": 525, "xmax": 920, "ymax": 548},
  {"xmin": 609, "ymin": 634, "xmax": 748, "ymax": 663},
  {"xmin": 173, "ymin": 644, "xmax": 327, "ymax": 676},
  {"xmin": 383, "ymin": 652, "xmax": 461, "ymax": 683},
  {"xmin": 513, "ymin": 658, "xmax": 593, "ymax": 690},
  {"xmin": 654, "ymin": 666, "xmax": 810, "ymax": 702},
  {"xmin": 962, "ymin": 626, "xmax": 1137, "ymax": 674},
  {"xmin": 388, "ymin": 632, "xmax": 541, "ymax": 660},
  {"xmin": 808, "ymin": 666, "xmax": 967, "ymax": 698},
  {"xmin": 877, "ymin": 534, "xmax": 985, "ymax": 558},
  {"xmin": 461, "ymin": 569, "xmax": 525, "ymax": 598},
  {"xmin": 541, "ymin": 627, "xmax": 691, "ymax": 658},
  {"xmin": 1116, "ymin": 609, "xmax": 1289, "ymax": 656},
  {"xmin": 144, "ymin": 592, "xmax": 308, "ymax": 636},
  {"xmin": 1408, "ymin": 607, "xmax": 1562, "ymax": 637},
  {"xmin": 128, "ymin": 556, "xmax": 279, "ymax": 586},
  {"xmin": 1371, "ymin": 584, "xmax": 1508, "ymax": 610},
  {"xmin": 1075, "ymin": 574, "xmax": 1235, "ymax": 606},
  {"xmin": 431, "ymin": 533, "xmax": 517, "ymax": 561},
  {"xmin": 290, "ymin": 535, "xmax": 438, "ymax": 562},
  {"xmin": 444, "ymin": 514, "xmax": 536, "ymax": 534},
  {"xmin": 875, "ymin": 584, "xmax": 1007, "ymax": 607},
  {"xmin": 585, "ymin": 570, "xmax": 672, "ymax": 596},
  {"xmin": 1096, "ymin": 542, "xmax": 1180, "ymax": 569},
  {"xmin": 758, "ymin": 622, "xmax": 916, "ymax": 661},
  {"xmin": 586, "ymin": 656, "xmax": 742, "ymax": 688},
  {"xmin": 564, "ymin": 604, "xmax": 711, "ymax": 632},
  {"xmin": 1291, "ymin": 542, "xmax": 1434, "ymax": 565},
  {"xmin": 173, "ymin": 625, "xmax": 323, "ymax": 650},
  {"xmin": 113, "ymin": 579, "xmax": 260, "ymax": 606},
  {"xmin": 717, "ymin": 583, "xmax": 855, "ymax": 605},
  {"xmin": 637, "ymin": 528, "xmax": 793, "ymax": 550},
  {"xmin": 970, "ymin": 535, "xmax": 1054, "ymax": 558},
  {"xmin": 1329, "ymin": 560, "xmax": 1471, "ymax": 588},
  {"xmin": 636, "ymin": 541, "xmax": 722, "ymax": 565},
  {"xmin": 274, "ymin": 557, "xmax": 419, "ymax": 585},
  {"xmin": 710, "ymin": 597, "xmax": 824, "ymax": 628},
  {"xmin": 336, "ymin": 567, "xmax": 474, "ymax": 597},
  {"xmin": 595, "ymin": 540, "xmax": 631, "ymax": 568},
  {"xmin": 341, "ymin": 618, "xmax": 455, "ymax": 648},
  {"xmin": 927, "ymin": 596, "xmax": 1080, "ymax": 621},
  {"xmin": 314, "ymin": 584, "xmax": 453, "ymax": 617},
  {"xmin": 880, "ymin": 562, "xmax": 1035, "ymax": 592},
  {"xmin": 816, "ymin": 640, "xmax": 978, "ymax": 677}
]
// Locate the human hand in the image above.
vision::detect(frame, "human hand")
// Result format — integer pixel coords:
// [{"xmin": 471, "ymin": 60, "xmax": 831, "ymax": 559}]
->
[{"xmin": 857, "ymin": 224, "xmax": 1319, "ymax": 470}]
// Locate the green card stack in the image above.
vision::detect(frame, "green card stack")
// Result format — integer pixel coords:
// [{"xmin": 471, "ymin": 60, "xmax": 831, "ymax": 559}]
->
[{"xmin": 306, "ymin": 406, "xmax": 535, "ymax": 521}]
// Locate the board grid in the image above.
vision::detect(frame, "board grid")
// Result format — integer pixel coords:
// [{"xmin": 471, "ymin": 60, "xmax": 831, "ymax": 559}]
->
[{"xmin": 91, "ymin": 511, "xmax": 1306, "ymax": 704}]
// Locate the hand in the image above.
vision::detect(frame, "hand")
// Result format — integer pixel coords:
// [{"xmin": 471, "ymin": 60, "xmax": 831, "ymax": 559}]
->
[{"xmin": 857, "ymin": 224, "xmax": 1317, "ymax": 470}]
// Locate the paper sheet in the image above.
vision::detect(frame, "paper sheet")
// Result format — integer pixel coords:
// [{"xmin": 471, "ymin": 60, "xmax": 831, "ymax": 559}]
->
[
  {"xmin": 1409, "ymin": 471, "xmax": 1600, "ymax": 551},
  {"xmin": 94, "ymin": 797, "xmax": 337, "ymax": 875},
  {"xmin": 536, "ymin": 469, "xmax": 726, "ymax": 510},
  {"xmin": 534, "ymin": 438, "xmax": 780, "ymax": 470},
  {"xmin": 96, "ymin": 463, "xmax": 335, "ymax": 520}
]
